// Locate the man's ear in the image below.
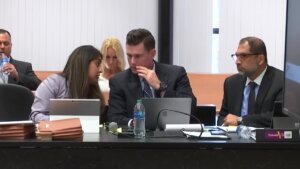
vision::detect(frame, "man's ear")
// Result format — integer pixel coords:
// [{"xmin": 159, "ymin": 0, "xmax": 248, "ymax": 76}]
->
[
  {"xmin": 150, "ymin": 48, "xmax": 156, "ymax": 58},
  {"xmin": 258, "ymin": 54, "xmax": 265, "ymax": 65}
]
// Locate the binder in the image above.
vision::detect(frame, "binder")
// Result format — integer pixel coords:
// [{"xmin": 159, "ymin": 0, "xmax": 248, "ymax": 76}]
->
[
  {"xmin": 37, "ymin": 118, "xmax": 83, "ymax": 140},
  {"xmin": 0, "ymin": 120, "xmax": 35, "ymax": 139}
]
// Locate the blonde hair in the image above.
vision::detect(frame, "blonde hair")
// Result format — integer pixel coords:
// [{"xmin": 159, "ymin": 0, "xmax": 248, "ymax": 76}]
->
[{"xmin": 100, "ymin": 37, "xmax": 125, "ymax": 73}]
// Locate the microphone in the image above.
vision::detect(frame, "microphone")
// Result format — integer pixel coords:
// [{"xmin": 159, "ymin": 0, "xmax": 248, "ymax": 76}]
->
[
  {"xmin": 107, "ymin": 122, "xmax": 135, "ymax": 138},
  {"xmin": 107, "ymin": 122, "xmax": 118, "ymax": 134},
  {"xmin": 156, "ymin": 109, "xmax": 204, "ymax": 137}
]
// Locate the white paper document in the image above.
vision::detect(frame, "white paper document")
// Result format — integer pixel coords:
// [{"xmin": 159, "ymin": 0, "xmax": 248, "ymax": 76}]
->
[
  {"xmin": 165, "ymin": 124, "xmax": 203, "ymax": 131},
  {"xmin": 183, "ymin": 131, "xmax": 230, "ymax": 139},
  {"xmin": 0, "ymin": 120, "xmax": 34, "ymax": 125}
]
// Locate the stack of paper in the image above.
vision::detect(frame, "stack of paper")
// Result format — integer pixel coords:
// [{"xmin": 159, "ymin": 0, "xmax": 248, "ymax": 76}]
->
[
  {"xmin": 183, "ymin": 130, "xmax": 230, "ymax": 140},
  {"xmin": 37, "ymin": 118, "xmax": 83, "ymax": 140},
  {"xmin": 0, "ymin": 121, "xmax": 35, "ymax": 139}
]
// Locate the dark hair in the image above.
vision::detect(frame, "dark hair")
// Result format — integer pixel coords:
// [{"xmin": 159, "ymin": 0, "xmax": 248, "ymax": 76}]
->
[
  {"xmin": 61, "ymin": 45, "xmax": 105, "ymax": 113},
  {"xmin": 126, "ymin": 28, "xmax": 155, "ymax": 51},
  {"xmin": 0, "ymin": 29, "xmax": 11, "ymax": 38},
  {"xmin": 239, "ymin": 36, "xmax": 268, "ymax": 63}
]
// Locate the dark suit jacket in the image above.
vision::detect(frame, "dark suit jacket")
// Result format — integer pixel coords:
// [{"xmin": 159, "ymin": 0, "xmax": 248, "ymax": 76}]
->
[
  {"xmin": 107, "ymin": 61, "xmax": 197, "ymax": 126},
  {"xmin": 8, "ymin": 57, "xmax": 41, "ymax": 90},
  {"xmin": 218, "ymin": 66, "xmax": 283, "ymax": 127}
]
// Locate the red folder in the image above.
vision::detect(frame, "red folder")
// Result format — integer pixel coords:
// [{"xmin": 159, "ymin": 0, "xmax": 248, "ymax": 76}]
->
[{"xmin": 37, "ymin": 118, "xmax": 83, "ymax": 140}]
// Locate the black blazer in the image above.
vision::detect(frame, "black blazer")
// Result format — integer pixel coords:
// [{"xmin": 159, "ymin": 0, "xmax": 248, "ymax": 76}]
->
[
  {"xmin": 107, "ymin": 61, "xmax": 197, "ymax": 126},
  {"xmin": 218, "ymin": 66, "xmax": 283, "ymax": 127},
  {"xmin": 8, "ymin": 57, "xmax": 41, "ymax": 90}
]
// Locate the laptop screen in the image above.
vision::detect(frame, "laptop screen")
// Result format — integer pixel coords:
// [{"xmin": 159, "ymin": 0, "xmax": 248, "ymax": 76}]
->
[
  {"xmin": 49, "ymin": 99, "xmax": 100, "ymax": 133},
  {"xmin": 141, "ymin": 98, "xmax": 192, "ymax": 131}
]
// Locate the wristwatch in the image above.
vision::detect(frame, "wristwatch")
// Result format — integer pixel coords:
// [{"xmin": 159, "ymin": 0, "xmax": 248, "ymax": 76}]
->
[
  {"xmin": 158, "ymin": 82, "xmax": 167, "ymax": 97},
  {"xmin": 159, "ymin": 82, "xmax": 167, "ymax": 92},
  {"xmin": 237, "ymin": 117, "xmax": 243, "ymax": 125}
]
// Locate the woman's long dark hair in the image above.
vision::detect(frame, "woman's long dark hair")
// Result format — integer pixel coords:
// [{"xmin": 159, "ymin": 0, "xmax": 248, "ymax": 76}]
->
[{"xmin": 61, "ymin": 45, "xmax": 105, "ymax": 114}]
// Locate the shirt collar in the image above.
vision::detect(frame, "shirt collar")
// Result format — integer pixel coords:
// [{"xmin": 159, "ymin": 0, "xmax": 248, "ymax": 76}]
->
[
  {"xmin": 0, "ymin": 54, "xmax": 11, "ymax": 62},
  {"xmin": 245, "ymin": 66, "xmax": 268, "ymax": 86}
]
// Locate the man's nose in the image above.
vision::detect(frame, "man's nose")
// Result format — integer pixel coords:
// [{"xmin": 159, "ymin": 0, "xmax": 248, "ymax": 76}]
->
[
  {"xmin": 235, "ymin": 58, "xmax": 241, "ymax": 64},
  {"xmin": 130, "ymin": 57, "xmax": 136, "ymax": 64}
]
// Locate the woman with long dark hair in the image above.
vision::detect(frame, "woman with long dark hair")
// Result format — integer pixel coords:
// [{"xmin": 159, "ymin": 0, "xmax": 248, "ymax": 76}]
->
[{"xmin": 30, "ymin": 45, "xmax": 105, "ymax": 123}]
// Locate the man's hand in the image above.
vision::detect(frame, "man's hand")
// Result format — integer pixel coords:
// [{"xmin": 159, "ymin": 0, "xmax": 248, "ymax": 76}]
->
[
  {"xmin": 3, "ymin": 63, "xmax": 19, "ymax": 81},
  {"xmin": 136, "ymin": 66, "xmax": 160, "ymax": 89},
  {"xmin": 223, "ymin": 114, "xmax": 239, "ymax": 126}
]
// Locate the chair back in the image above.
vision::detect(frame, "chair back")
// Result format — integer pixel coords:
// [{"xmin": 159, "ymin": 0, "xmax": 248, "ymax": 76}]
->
[
  {"xmin": 190, "ymin": 104, "xmax": 216, "ymax": 125},
  {"xmin": 0, "ymin": 84, "xmax": 34, "ymax": 121}
]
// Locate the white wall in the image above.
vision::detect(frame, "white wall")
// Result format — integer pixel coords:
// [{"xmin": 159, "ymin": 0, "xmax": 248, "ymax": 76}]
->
[
  {"xmin": 0, "ymin": 0, "xmax": 158, "ymax": 70},
  {"xmin": 1, "ymin": 0, "xmax": 287, "ymax": 73},
  {"xmin": 173, "ymin": 0, "xmax": 213, "ymax": 73},
  {"xmin": 219, "ymin": 0, "xmax": 287, "ymax": 73},
  {"xmin": 173, "ymin": 0, "xmax": 286, "ymax": 73}
]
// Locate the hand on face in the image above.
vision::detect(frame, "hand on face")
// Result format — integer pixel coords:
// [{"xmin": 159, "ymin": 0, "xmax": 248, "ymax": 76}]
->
[
  {"xmin": 223, "ymin": 113, "xmax": 239, "ymax": 126},
  {"xmin": 126, "ymin": 43, "xmax": 156, "ymax": 75},
  {"xmin": 136, "ymin": 66, "xmax": 160, "ymax": 90}
]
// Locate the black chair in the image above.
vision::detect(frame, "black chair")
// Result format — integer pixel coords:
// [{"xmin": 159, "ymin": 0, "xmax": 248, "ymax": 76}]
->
[
  {"xmin": 100, "ymin": 105, "xmax": 109, "ymax": 124},
  {"xmin": 271, "ymin": 101, "xmax": 296, "ymax": 129},
  {"xmin": 0, "ymin": 84, "xmax": 34, "ymax": 121},
  {"xmin": 190, "ymin": 104, "xmax": 216, "ymax": 125}
]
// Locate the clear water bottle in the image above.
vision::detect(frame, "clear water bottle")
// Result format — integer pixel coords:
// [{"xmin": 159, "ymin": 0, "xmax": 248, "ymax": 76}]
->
[
  {"xmin": 236, "ymin": 125, "xmax": 252, "ymax": 139},
  {"xmin": 133, "ymin": 99, "xmax": 146, "ymax": 138},
  {"xmin": 0, "ymin": 53, "xmax": 9, "ymax": 83}
]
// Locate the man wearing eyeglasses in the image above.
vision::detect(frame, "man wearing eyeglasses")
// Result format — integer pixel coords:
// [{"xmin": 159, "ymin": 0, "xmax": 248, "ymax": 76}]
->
[
  {"xmin": 0, "ymin": 29, "xmax": 41, "ymax": 90},
  {"xmin": 218, "ymin": 36, "xmax": 283, "ymax": 127}
]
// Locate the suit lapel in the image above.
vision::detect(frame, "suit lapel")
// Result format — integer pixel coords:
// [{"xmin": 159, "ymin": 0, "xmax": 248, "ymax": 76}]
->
[
  {"xmin": 255, "ymin": 67, "xmax": 273, "ymax": 113},
  {"xmin": 127, "ymin": 70, "xmax": 143, "ymax": 99},
  {"xmin": 235, "ymin": 76, "xmax": 247, "ymax": 114},
  {"xmin": 154, "ymin": 62, "xmax": 167, "ymax": 97}
]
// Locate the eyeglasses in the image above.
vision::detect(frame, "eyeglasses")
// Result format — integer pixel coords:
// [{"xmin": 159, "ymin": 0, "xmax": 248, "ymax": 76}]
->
[
  {"xmin": 231, "ymin": 53, "xmax": 260, "ymax": 61},
  {"xmin": 0, "ymin": 42, "xmax": 11, "ymax": 46}
]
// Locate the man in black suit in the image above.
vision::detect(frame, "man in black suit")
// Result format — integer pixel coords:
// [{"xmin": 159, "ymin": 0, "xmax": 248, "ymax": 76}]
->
[
  {"xmin": 218, "ymin": 37, "xmax": 283, "ymax": 127},
  {"xmin": 0, "ymin": 29, "xmax": 41, "ymax": 90},
  {"xmin": 107, "ymin": 28, "xmax": 196, "ymax": 126}
]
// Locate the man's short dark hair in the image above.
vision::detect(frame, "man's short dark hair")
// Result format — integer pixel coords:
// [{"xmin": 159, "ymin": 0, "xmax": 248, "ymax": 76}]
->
[
  {"xmin": 0, "ymin": 29, "xmax": 11, "ymax": 38},
  {"xmin": 126, "ymin": 28, "xmax": 155, "ymax": 51},
  {"xmin": 239, "ymin": 36, "xmax": 268, "ymax": 63}
]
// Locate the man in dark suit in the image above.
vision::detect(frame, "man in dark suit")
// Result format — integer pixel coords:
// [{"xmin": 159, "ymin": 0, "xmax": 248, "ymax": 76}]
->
[
  {"xmin": 218, "ymin": 37, "xmax": 283, "ymax": 127},
  {"xmin": 107, "ymin": 28, "xmax": 196, "ymax": 126},
  {"xmin": 0, "ymin": 29, "xmax": 41, "ymax": 90}
]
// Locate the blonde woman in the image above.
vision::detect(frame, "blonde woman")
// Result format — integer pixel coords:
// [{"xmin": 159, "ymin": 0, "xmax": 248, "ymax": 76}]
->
[{"xmin": 99, "ymin": 37, "xmax": 125, "ymax": 91}]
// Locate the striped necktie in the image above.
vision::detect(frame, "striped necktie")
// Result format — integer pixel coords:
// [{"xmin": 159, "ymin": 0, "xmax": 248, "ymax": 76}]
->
[{"xmin": 143, "ymin": 79, "xmax": 153, "ymax": 98}]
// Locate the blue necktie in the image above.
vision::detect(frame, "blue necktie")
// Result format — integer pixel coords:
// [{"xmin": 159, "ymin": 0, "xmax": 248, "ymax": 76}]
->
[
  {"xmin": 247, "ymin": 82, "xmax": 257, "ymax": 114},
  {"xmin": 143, "ymin": 79, "xmax": 153, "ymax": 98}
]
